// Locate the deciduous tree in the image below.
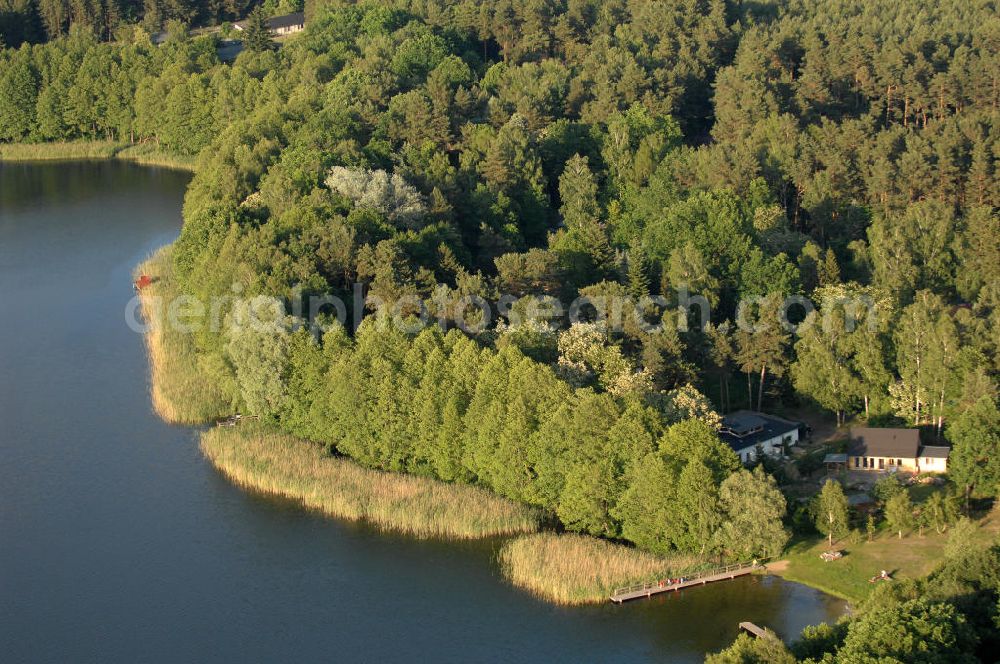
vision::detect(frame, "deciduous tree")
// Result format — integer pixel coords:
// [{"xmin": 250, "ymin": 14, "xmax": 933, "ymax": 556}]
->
[
  {"xmin": 886, "ymin": 491, "xmax": 914, "ymax": 539},
  {"xmin": 948, "ymin": 397, "xmax": 1000, "ymax": 510},
  {"xmin": 815, "ymin": 479, "xmax": 849, "ymax": 547},
  {"xmin": 717, "ymin": 467, "xmax": 789, "ymax": 560}
]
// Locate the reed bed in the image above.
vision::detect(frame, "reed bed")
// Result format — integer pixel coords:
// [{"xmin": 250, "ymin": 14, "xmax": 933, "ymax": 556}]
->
[
  {"xmin": 115, "ymin": 144, "xmax": 197, "ymax": 171},
  {"xmin": 0, "ymin": 141, "xmax": 195, "ymax": 171},
  {"xmin": 0, "ymin": 140, "xmax": 120, "ymax": 161},
  {"xmin": 200, "ymin": 426, "xmax": 541, "ymax": 539},
  {"xmin": 137, "ymin": 247, "xmax": 232, "ymax": 425},
  {"xmin": 499, "ymin": 533, "xmax": 701, "ymax": 604}
]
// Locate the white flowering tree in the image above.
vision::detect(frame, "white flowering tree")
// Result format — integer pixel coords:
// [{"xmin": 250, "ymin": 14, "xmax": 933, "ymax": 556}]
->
[
  {"xmin": 325, "ymin": 166, "xmax": 427, "ymax": 229},
  {"xmin": 661, "ymin": 384, "xmax": 722, "ymax": 428},
  {"xmin": 556, "ymin": 322, "xmax": 653, "ymax": 398}
]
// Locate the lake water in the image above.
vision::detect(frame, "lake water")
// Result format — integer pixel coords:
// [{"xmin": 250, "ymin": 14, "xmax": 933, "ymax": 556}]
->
[{"xmin": 0, "ymin": 161, "xmax": 845, "ymax": 663}]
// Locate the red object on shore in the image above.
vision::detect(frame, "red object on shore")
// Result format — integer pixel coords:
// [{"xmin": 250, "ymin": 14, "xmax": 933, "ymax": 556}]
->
[{"xmin": 135, "ymin": 275, "xmax": 153, "ymax": 290}]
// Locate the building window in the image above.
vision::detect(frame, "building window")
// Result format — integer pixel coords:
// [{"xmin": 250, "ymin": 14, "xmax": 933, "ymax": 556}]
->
[
  {"xmin": 897, "ymin": 459, "xmax": 903, "ymax": 466},
  {"xmin": 888, "ymin": 458, "xmax": 895, "ymax": 466}
]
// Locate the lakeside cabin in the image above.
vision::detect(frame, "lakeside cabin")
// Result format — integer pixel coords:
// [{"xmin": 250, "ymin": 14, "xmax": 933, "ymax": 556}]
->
[
  {"xmin": 848, "ymin": 427, "xmax": 949, "ymax": 473},
  {"xmin": 235, "ymin": 12, "xmax": 306, "ymax": 37},
  {"xmin": 719, "ymin": 411, "xmax": 801, "ymax": 464}
]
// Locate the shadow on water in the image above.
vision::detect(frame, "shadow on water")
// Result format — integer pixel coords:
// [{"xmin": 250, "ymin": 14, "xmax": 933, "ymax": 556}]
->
[{"xmin": 0, "ymin": 161, "xmax": 845, "ymax": 663}]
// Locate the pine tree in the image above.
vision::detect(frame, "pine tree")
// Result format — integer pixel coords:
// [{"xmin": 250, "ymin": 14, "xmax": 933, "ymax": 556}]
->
[
  {"xmin": 243, "ymin": 7, "xmax": 274, "ymax": 52},
  {"xmin": 626, "ymin": 241, "xmax": 650, "ymax": 299},
  {"xmin": 667, "ymin": 242, "xmax": 719, "ymax": 308},
  {"xmin": 820, "ymin": 248, "xmax": 841, "ymax": 287},
  {"xmin": 479, "ymin": 115, "xmax": 550, "ymax": 245},
  {"xmin": 706, "ymin": 322, "xmax": 734, "ymax": 413},
  {"xmin": 734, "ymin": 294, "xmax": 791, "ymax": 412},
  {"xmin": 550, "ymin": 154, "xmax": 613, "ymax": 286}
]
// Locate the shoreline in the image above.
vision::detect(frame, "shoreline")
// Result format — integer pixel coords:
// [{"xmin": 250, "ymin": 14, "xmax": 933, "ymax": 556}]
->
[
  {"xmin": 0, "ymin": 141, "xmax": 196, "ymax": 172},
  {"xmin": 136, "ymin": 248, "xmax": 232, "ymax": 424},
  {"xmin": 768, "ymin": 567, "xmax": 855, "ymax": 602},
  {"xmin": 134, "ymin": 248, "xmax": 714, "ymax": 595},
  {"xmin": 200, "ymin": 423, "xmax": 715, "ymax": 601},
  {"xmin": 764, "ymin": 504, "xmax": 1000, "ymax": 605},
  {"xmin": 135, "ymin": 248, "xmax": 542, "ymax": 539},
  {"xmin": 134, "ymin": 243, "xmax": 854, "ymax": 608}
]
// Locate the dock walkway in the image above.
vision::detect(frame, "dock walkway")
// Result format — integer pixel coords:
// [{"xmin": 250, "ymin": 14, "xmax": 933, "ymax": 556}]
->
[
  {"xmin": 739, "ymin": 622, "xmax": 768, "ymax": 638},
  {"xmin": 610, "ymin": 562, "xmax": 761, "ymax": 603}
]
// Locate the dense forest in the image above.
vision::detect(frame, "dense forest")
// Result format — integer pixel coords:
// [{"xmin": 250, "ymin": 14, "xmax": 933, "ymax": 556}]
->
[
  {"xmin": 2, "ymin": 0, "xmax": 999, "ymax": 659},
  {"xmin": 0, "ymin": 0, "xmax": 302, "ymax": 45}
]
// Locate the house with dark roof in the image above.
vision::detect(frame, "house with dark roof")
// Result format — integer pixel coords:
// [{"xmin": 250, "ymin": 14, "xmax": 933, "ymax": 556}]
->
[
  {"xmin": 916, "ymin": 445, "xmax": 949, "ymax": 473},
  {"xmin": 235, "ymin": 11, "xmax": 305, "ymax": 36},
  {"xmin": 848, "ymin": 427, "xmax": 949, "ymax": 473},
  {"xmin": 719, "ymin": 410, "xmax": 801, "ymax": 464}
]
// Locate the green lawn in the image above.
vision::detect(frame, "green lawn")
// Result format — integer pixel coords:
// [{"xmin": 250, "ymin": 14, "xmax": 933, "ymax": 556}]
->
[
  {"xmin": 775, "ymin": 504, "xmax": 999, "ymax": 603},
  {"xmin": 779, "ymin": 531, "xmax": 949, "ymax": 602}
]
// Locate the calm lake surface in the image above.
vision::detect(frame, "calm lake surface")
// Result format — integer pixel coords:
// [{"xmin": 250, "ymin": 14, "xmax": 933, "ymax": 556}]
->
[{"xmin": 0, "ymin": 161, "xmax": 845, "ymax": 663}]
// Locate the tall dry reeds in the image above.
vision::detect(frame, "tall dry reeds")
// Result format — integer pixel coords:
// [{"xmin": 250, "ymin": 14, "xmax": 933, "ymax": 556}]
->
[
  {"xmin": 0, "ymin": 141, "xmax": 195, "ymax": 171},
  {"xmin": 0, "ymin": 140, "xmax": 120, "ymax": 161},
  {"xmin": 201, "ymin": 425, "xmax": 541, "ymax": 538},
  {"xmin": 499, "ymin": 533, "xmax": 702, "ymax": 604}
]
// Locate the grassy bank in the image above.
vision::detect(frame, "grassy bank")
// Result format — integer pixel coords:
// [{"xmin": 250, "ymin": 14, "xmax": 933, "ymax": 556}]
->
[
  {"xmin": 499, "ymin": 533, "xmax": 701, "ymax": 604},
  {"xmin": 137, "ymin": 247, "xmax": 232, "ymax": 424},
  {"xmin": 776, "ymin": 533, "xmax": 948, "ymax": 603},
  {"xmin": 201, "ymin": 425, "xmax": 541, "ymax": 538},
  {"xmin": 0, "ymin": 140, "xmax": 195, "ymax": 171},
  {"xmin": 773, "ymin": 507, "xmax": 1000, "ymax": 603}
]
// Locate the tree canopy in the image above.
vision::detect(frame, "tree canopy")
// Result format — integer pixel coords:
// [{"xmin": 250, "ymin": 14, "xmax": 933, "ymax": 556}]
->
[{"xmin": 1, "ymin": 3, "xmax": 997, "ymax": 644}]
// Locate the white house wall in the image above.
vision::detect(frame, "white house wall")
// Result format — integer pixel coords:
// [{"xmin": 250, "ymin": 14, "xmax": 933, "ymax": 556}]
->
[{"xmin": 738, "ymin": 429, "xmax": 797, "ymax": 464}]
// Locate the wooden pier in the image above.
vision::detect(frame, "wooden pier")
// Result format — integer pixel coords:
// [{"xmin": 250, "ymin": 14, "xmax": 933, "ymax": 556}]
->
[
  {"xmin": 610, "ymin": 562, "xmax": 761, "ymax": 603},
  {"xmin": 739, "ymin": 622, "xmax": 768, "ymax": 639}
]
